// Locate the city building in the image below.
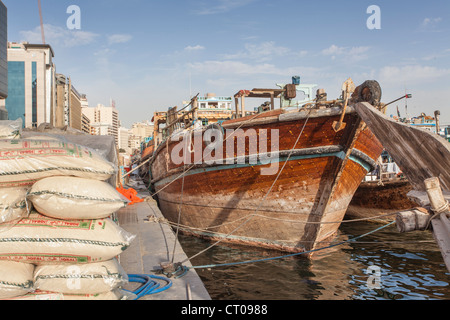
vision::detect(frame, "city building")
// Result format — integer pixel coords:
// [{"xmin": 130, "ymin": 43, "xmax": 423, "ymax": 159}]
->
[
  {"xmin": 54, "ymin": 73, "xmax": 86, "ymax": 132},
  {"xmin": 81, "ymin": 113, "xmax": 91, "ymax": 134},
  {"xmin": 68, "ymin": 80, "xmax": 82, "ymax": 131},
  {"xmin": 131, "ymin": 121, "xmax": 153, "ymax": 140},
  {"xmin": 0, "ymin": 1, "xmax": 8, "ymax": 119},
  {"xmin": 80, "ymin": 94, "xmax": 91, "ymax": 134},
  {"xmin": 183, "ymin": 93, "xmax": 233, "ymax": 125},
  {"xmin": 4, "ymin": 42, "xmax": 56, "ymax": 128},
  {"xmin": 82, "ymin": 103, "xmax": 119, "ymax": 145},
  {"xmin": 118, "ymin": 126, "xmax": 131, "ymax": 153}
]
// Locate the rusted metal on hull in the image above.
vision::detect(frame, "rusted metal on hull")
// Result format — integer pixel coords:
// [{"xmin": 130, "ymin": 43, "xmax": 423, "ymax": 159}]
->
[{"xmin": 150, "ymin": 103, "xmax": 384, "ymax": 255}]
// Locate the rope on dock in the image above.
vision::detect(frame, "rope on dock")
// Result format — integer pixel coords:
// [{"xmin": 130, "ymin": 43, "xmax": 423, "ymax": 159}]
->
[{"xmin": 187, "ymin": 221, "xmax": 396, "ymax": 270}]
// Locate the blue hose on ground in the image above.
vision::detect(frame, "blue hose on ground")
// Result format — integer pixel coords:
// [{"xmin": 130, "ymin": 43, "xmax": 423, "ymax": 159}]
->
[{"xmin": 125, "ymin": 274, "xmax": 172, "ymax": 300}]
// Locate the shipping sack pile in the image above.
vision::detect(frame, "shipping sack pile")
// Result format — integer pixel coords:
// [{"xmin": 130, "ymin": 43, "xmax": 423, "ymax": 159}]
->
[{"xmin": 0, "ymin": 120, "xmax": 135, "ymax": 300}]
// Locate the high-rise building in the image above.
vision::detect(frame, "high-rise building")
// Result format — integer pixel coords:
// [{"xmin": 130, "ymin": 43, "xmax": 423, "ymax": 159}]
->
[
  {"xmin": 0, "ymin": 1, "xmax": 8, "ymax": 120},
  {"xmin": 54, "ymin": 73, "xmax": 66, "ymax": 128},
  {"xmin": 54, "ymin": 73, "xmax": 86, "ymax": 132},
  {"xmin": 4, "ymin": 42, "xmax": 56, "ymax": 128},
  {"xmin": 68, "ymin": 79, "xmax": 82, "ymax": 131},
  {"xmin": 118, "ymin": 126, "xmax": 131, "ymax": 153},
  {"xmin": 80, "ymin": 94, "xmax": 91, "ymax": 134},
  {"xmin": 82, "ymin": 103, "xmax": 119, "ymax": 145},
  {"xmin": 131, "ymin": 121, "xmax": 154, "ymax": 140}
]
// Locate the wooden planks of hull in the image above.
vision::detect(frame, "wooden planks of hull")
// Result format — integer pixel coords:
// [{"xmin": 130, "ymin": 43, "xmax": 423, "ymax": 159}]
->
[{"xmin": 150, "ymin": 104, "xmax": 384, "ymax": 254}]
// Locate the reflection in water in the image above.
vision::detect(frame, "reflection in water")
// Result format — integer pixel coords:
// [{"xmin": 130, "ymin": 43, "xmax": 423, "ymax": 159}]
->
[{"xmin": 178, "ymin": 221, "xmax": 450, "ymax": 300}]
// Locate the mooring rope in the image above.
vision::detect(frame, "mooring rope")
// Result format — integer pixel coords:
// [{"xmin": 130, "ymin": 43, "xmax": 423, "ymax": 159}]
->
[
  {"xmin": 187, "ymin": 221, "xmax": 396, "ymax": 270},
  {"xmin": 148, "ymin": 210, "xmax": 398, "ymax": 231}
]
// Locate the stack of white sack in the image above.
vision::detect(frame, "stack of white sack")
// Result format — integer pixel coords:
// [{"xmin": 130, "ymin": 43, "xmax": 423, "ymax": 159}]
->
[
  {"xmin": 0, "ymin": 128, "xmax": 134, "ymax": 300},
  {"xmin": 0, "ymin": 120, "xmax": 29, "ymax": 225}
]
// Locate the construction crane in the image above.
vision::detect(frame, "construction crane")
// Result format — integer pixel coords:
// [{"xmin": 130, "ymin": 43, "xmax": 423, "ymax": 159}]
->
[{"xmin": 38, "ymin": 0, "xmax": 45, "ymax": 44}]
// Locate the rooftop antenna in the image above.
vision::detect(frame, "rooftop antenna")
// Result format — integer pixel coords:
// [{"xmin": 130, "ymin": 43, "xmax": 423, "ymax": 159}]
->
[{"xmin": 38, "ymin": 0, "xmax": 45, "ymax": 44}]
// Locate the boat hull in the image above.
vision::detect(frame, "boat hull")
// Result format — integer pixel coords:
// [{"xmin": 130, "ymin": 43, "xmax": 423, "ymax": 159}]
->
[
  {"xmin": 346, "ymin": 178, "xmax": 416, "ymax": 222},
  {"xmin": 150, "ymin": 105, "xmax": 384, "ymax": 254}
]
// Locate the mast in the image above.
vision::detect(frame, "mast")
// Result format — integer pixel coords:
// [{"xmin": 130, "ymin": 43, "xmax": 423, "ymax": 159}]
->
[{"xmin": 38, "ymin": 0, "xmax": 45, "ymax": 44}]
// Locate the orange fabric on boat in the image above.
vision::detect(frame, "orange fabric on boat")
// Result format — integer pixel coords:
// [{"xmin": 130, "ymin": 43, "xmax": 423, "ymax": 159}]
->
[{"xmin": 116, "ymin": 185, "xmax": 144, "ymax": 205}]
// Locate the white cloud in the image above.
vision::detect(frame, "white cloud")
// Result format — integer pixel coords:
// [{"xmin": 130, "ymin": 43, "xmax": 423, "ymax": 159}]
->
[
  {"xmin": 422, "ymin": 17, "xmax": 442, "ymax": 27},
  {"xmin": 321, "ymin": 45, "xmax": 370, "ymax": 61},
  {"xmin": 184, "ymin": 45, "xmax": 205, "ymax": 51},
  {"xmin": 195, "ymin": 0, "xmax": 256, "ymax": 15},
  {"xmin": 420, "ymin": 17, "xmax": 443, "ymax": 31},
  {"xmin": 20, "ymin": 24, "xmax": 99, "ymax": 48},
  {"xmin": 107, "ymin": 34, "xmax": 133, "ymax": 45},
  {"xmin": 189, "ymin": 60, "xmax": 279, "ymax": 75},
  {"xmin": 188, "ymin": 60, "xmax": 325, "ymax": 80},
  {"xmin": 221, "ymin": 41, "xmax": 291, "ymax": 62},
  {"xmin": 378, "ymin": 65, "xmax": 450, "ymax": 85}
]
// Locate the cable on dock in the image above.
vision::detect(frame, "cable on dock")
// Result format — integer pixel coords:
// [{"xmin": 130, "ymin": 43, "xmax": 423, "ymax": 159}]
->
[{"xmin": 124, "ymin": 274, "xmax": 172, "ymax": 300}]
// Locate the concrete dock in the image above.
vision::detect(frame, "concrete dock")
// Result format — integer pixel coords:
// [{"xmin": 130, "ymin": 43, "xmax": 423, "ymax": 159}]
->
[{"xmin": 116, "ymin": 177, "xmax": 211, "ymax": 300}]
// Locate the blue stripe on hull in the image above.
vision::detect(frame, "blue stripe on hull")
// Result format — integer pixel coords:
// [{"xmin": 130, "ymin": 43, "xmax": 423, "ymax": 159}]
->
[{"xmin": 154, "ymin": 149, "xmax": 373, "ymax": 187}]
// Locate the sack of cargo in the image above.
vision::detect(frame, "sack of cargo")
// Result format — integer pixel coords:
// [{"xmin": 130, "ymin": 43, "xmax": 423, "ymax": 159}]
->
[
  {"xmin": 0, "ymin": 261, "xmax": 34, "ymax": 299},
  {"xmin": 0, "ymin": 187, "xmax": 30, "ymax": 224},
  {"xmin": 28, "ymin": 177, "xmax": 128, "ymax": 220},
  {"xmin": 0, "ymin": 139, "xmax": 116, "ymax": 188},
  {"xmin": 0, "ymin": 212, "xmax": 135, "ymax": 265},
  {"xmin": 0, "ymin": 119, "xmax": 22, "ymax": 140},
  {"xmin": 34, "ymin": 259, "xmax": 128, "ymax": 294},
  {"xmin": 6, "ymin": 289, "xmax": 130, "ymax": 300}
]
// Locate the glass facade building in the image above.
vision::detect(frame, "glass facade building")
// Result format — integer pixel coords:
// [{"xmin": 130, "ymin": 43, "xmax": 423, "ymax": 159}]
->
[
  {"xmin": 0, "ymin": 1, "xmax": 8, "ymax": 120},
  {"xmin": 0, "ymin": 1, "xmax": 6, "ymax": 100},
  {"xmin": 5, "ymin": 42, "xmax": 55, "ymax": 128},
  {"xmin": 5, "ymin": 61, "xmax": 25, "ymax": 124},
  {"xmin": 32, "ymin": 61, "xmax": 37, "ymax": 126}
]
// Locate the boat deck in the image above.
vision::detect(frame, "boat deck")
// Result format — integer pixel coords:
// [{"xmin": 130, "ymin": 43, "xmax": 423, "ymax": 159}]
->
[{"xmin": 116, "ymin": 177, "xmax": 211, "ymax": 300}]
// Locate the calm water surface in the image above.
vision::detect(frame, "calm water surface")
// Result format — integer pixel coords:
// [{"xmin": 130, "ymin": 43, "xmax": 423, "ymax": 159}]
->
[{"xmin": 178, "ymin": 221, "xmax": 450, "ymax": 300}]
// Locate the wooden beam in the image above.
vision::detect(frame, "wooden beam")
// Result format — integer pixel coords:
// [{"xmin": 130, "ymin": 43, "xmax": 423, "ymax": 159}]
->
[
  {"xmin": 301, "ymin": 114, "xmax": 365, "ymax": 252},
  {"xmin": 431, "ymin": 215, "xmax": 450, "ymax": 272},
  {"xmin": 270, "ymin": 93, "xmax": 275, "ymax": 110},
  {"xmin": 354, "ymin": 102, "xmax": 450, "ymax": 192},
  {"xmin": 396, "ymin": 208, "xmax": 431, "ymax": 233}
]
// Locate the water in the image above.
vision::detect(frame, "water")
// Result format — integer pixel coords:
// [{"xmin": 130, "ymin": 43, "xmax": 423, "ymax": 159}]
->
[{"xmin": 177, "ymin": 221, "xmax": 450, "ymax": 300}]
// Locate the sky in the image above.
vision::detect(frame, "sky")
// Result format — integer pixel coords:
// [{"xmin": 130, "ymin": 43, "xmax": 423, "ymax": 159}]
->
[{"xmin": 2, "ymin": 0, "xmax": 450, "ymax": 128}]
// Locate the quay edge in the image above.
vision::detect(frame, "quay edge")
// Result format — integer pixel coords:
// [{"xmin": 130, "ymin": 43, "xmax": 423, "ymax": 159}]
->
[{"xmin": 117, "ymin": 177, "xmax": 211, "ymax": 300}]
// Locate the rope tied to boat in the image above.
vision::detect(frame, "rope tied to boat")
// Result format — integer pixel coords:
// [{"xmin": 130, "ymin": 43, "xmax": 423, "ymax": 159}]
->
[
  {"xmin": 187, "ymin": 221, "xmax": 396, "ymax": 270},
  {"xmin": 426, "ymin": 200, "xmax": 450, "ymax": 230},
  {"xmin": 431, "ymin": 200, "xmax": 449, "ymax": 215},
  {"xmin": 147, "ymin": 211, "xmax": 398, "ymax": 230}
]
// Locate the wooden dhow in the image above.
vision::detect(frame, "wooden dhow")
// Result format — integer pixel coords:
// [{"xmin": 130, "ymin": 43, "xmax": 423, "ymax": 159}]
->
[{"xmin": 147, "ymin": 78, "xmax": 385, "ymax": 255}]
